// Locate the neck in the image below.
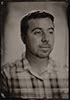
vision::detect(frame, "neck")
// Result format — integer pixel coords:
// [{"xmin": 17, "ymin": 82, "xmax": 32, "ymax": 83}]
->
[{"xmin": 26, "ymin": 50, "xmax": 49, "ymax": 74}]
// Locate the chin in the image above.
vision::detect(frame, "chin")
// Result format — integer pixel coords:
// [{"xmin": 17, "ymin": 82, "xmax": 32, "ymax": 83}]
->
[
  {"xmin": 37, "ymin": 55, "xmax": 49, "ymax": 59},
  {"xmin": 36, "ymin": 50, "xmax": 52, "ymax": 58},
  {"xmin": 36, "ymin": 53, "xmax": 50, "ymax": 59}
]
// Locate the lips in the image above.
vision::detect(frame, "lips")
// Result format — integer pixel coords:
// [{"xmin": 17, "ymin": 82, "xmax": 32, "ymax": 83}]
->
[{"xmin": 39, "ymin": 45, "xmax": 50, "ymax": 48}]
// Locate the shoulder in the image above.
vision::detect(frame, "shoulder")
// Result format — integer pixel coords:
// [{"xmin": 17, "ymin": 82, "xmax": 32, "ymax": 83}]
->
[
  {"xmin": 1, "ymin": 58, "xmax": 24, "ymax": 78},
  {"xmin": 50, "ymin": 58, "xmax": 68, "ymax": 79}
]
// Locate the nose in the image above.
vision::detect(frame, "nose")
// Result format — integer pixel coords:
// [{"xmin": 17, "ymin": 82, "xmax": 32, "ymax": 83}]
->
[{"xmin": 41, "ymin": 33, "xmax": 49, "ymax": 43}]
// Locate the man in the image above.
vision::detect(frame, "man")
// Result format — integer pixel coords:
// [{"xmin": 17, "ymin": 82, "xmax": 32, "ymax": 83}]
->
[{"xmin": 1, "ymin": 10, "xmax": 68, "ymax": 99}]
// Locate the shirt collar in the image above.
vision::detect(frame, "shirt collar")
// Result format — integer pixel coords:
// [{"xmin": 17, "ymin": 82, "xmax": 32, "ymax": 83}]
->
[
  {"xmin": 23, "ymin": 56, "xmax": 56, "ymax": 79},
  {"xmin": 16, "ymin": 53, "xmax": 56, "ymax": 79},
  {"xmin": 23, "ymin": 58, "xmax": 42, "ymax": 79}
]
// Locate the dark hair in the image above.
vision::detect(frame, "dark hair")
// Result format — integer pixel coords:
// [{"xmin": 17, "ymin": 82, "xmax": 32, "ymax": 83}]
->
[{"xmin": 21, "ymin": 10, "xmax": 54, "ymax": 41}]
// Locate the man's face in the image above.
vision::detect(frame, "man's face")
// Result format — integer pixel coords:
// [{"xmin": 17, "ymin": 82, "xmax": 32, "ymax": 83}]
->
[{"xmin": 25, "ymin": 18, "xmax": 54, "ymax": 58}]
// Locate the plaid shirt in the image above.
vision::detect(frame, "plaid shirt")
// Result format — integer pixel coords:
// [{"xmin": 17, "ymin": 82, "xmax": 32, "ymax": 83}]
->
[{"xmin": 1, "ymin": 55, "xmax": 68, "ymax": 99}]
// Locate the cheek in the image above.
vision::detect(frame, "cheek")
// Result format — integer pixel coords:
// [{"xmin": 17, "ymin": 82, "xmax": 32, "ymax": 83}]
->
[
  {"xmin": 31, "ymin": 37, "xmax": 40, "ymax": 48},
  {"xmin": 26, "ymin": 35, "xmax": 41, "ymax": 50},
  {"xmin": 49, "ymin": 35, "xmax": 54, "ymax": 45}
]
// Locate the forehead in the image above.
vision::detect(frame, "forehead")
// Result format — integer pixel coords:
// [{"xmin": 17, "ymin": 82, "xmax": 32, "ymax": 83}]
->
[{"xmin": 28, "ymin": 18, "xmax": 54, "ymax": 30}]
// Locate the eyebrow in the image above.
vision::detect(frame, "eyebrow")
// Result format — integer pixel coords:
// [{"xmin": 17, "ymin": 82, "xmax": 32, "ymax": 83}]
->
[
  {"xmin": 31, "ymin": 27, "xmax": 42, "ymax": 32},
  {"xmin": 47, "ymin": 27, "xmax": 54, "ymax": 31},
  {"xmin": 31, "ymin": 27, "xmax": 54, "ymax": 32}
]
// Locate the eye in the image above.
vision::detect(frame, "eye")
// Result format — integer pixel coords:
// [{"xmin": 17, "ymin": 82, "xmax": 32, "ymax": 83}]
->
[
  {"xmin": 34, "ymin": 31, "xmax": 42, "ymax": 35},
  {"xmin": 49, "ymin": 31, "xmax": 54, "ymax": 34}
]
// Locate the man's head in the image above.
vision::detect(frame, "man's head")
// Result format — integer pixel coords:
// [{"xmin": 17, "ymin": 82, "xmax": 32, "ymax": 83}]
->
[{"xmin": 21, "ymin": 10, "xmax": 55, "ymax": 58}]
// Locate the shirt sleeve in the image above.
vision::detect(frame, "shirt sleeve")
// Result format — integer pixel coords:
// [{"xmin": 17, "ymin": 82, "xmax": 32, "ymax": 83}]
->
[
  {"xmin": 1, "ymin": 64, "xmax": 15, "ymax": 98},
  {"xmin": 61, "ymin": 65, "xmax": 69, "ymax": 99},
  {"xmin": 1, "ymin": 62, "xmax": 21, "ymax": 99},
  {"xmin": 57, "ymin": 64, "xmax": 69, "ymax": 99},
  {"xmin": 1, "ymin": 67, "xmax": 10, "ymax": 98}
]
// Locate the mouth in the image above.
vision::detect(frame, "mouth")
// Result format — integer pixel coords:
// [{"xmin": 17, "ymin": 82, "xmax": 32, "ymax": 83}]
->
[
  {"xmin": 39, "ymin": 45, "xmax": 50, "ymax": 52},
  {"xmin": 39, "ymin": 45, "xmax": 50, "ymax": 48}
]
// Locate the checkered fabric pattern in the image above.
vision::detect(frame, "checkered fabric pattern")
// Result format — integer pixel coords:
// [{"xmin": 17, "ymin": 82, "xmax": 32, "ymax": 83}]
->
[{"xmin": 1, "ymin": 56, "xmax": 68, "ymax": 99}]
